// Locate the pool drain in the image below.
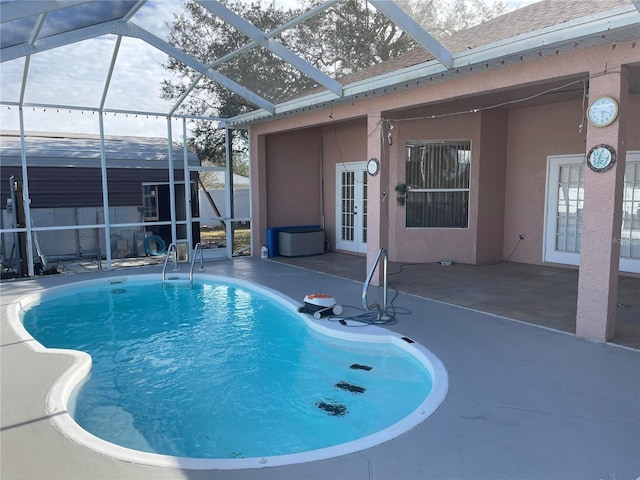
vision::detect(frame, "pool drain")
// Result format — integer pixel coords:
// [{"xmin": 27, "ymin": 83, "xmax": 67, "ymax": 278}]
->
[
  {"xmin": 350, "ymin": 363, "xmax": 372, "ymax": 371},
  {"xmin": 335, "ymin": 381, "xmax": 365, "ymax": 394},
  {"xmin": 316, "ymin": 401, "xmax": 348, "ymax": 416}
]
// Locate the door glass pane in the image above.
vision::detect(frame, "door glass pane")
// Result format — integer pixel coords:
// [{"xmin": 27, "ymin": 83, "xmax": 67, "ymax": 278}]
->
[
  {"xmin": 340, "ymin": 171, "xmax": 355, "ymax": 242},
  {"xmin": 555, "ymin": 164, "xmax": 583, "ymax": 253},
  {"xmin": 362, "ymin": 170, "xmax": 368, "ymax": 244},
  {"xmin": 554, "ymin": 160, "xmax": 640, "ymax": 259},
  {"xmin": 622, "ymin": 161, "xmax": 640, "ymax": 259}
]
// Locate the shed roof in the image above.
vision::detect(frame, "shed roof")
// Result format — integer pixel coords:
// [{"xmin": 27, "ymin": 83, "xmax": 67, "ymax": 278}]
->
[{"xmin": 0, "ymin": 131, "xmax": 200, "ymax": 169}]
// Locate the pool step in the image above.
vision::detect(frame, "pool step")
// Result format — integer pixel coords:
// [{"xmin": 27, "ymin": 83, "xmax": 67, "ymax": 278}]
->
[{"xmin": 162, "ymin": 275, "xmax": 192, "ymax": 288}]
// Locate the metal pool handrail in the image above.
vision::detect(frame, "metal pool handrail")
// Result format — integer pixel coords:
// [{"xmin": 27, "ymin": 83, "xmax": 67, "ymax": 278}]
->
[
  {"xmin": 189, "ymin": 243, "xmax": 204, "ymax": 285},
  {"xmin": 362, "ymin": 248, "xmax": 390, "ymax": 321},
  {"xmin": 161, "ymin": 243, "xmax": 178, "ymax": 284}
]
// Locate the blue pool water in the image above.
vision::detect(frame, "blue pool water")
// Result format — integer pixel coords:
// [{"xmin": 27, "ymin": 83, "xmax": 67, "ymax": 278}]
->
[{"xmin": 22, "ymin": 278, "xmax": 433, "ymax": 459}]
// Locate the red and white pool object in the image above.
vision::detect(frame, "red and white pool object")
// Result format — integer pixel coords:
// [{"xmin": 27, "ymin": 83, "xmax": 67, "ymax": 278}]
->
[{"xmin": 298, "ymin": 293, "xmax": 343, "ymax": 319}]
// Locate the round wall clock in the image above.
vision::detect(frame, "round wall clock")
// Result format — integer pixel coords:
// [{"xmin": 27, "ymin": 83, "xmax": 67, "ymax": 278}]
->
[
  {"xmin": 586, "ymin": 144, "xmax": 616, "ymax": 172},
  {"xmin": 587, "ymin": 96, "xmax": 619, "ymax": 127},
  {"xmin": 367, "ymin": 157, "xmax": 380, "ymax": 176}
]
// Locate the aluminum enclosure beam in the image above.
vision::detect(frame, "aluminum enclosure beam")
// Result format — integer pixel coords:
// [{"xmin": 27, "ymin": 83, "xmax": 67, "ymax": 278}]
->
[
  {"xmin": 228, "ymin": 3, "xmax": 640, "ymax": 126},
  {"xmin": 116, "ymin": 22, "xmax": 275, "ymax": 113},
  {"xmin": 170, "ymin": 0, "xmax": 343, "ymax": 115},
  {"xmin": 196, "ymin": 0, "xmax": 344, "ymax": 97},
  {"xmin": 0, "ymin": 16, "xmax": 274, "ymax": 114},
  {"xmin": 1, "ymin": 21, "xmax": 115, "ymax": 62},
  {"xmin": 0, "ymin": 0, "xmax": 92, "ymax": 23},
  {"xmin": 100, "ymin": 36, "xmax": 122, "ymax": 110},
  {"xmin": 368, "ymin": 0, "xmax": 453, "ymax": 69}
]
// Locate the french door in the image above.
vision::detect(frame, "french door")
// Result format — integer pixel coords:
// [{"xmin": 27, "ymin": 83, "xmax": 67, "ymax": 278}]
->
[
  {"xmin": 544, "ymin": 152, "xmax": 640, "ymax": 273},
  {"xmin": 335, "ymin": 162, "xmax": 368, "ymax": 253}
]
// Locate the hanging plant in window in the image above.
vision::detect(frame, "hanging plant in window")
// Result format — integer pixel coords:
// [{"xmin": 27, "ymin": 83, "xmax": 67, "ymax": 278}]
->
[{"xmin": 395, "ymin": 183, "xmax": 408, "ymax": 206}]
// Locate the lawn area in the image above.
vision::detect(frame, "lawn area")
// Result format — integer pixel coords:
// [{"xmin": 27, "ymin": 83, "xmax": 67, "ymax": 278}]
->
[{"xmin": 200, "ymin": 226, "xmax": 251, "ymax": 254}]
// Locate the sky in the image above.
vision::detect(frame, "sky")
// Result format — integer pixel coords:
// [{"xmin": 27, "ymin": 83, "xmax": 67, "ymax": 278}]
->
[{"xmin": 0, "ymin": 0, "xmax": 541, "ymax": 141}]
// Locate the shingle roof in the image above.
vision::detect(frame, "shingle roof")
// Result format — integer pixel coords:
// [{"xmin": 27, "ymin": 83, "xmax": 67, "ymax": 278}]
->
[{"xmin": 335, "ymin": 0, "xmax": 632, "ymax": 86}]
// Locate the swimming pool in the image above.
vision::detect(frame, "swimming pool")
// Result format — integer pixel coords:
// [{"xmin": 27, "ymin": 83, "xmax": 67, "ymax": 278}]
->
[{"xmin": 11, "ymin": 273, "xmax": 447, "ymax": 469}]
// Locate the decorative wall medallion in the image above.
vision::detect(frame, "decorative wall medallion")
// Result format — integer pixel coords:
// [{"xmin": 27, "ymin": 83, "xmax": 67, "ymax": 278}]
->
[
  {"xmin": 586, "ymin": 144, "xmax": 616, "ymax": 172},
  {"xmin": 367, "ymin": 157, "xmax": 380, "ymax": 176}
]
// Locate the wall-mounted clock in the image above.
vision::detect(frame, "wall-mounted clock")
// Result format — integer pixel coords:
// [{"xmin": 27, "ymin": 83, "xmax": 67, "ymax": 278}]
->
[
  {"xmin": 587, "ymin": 96, "xmax": 619, "ymax": 127},
  {"xmin": 586, "ymin": 144, "xmax": 616, "ymax": 172},
  {"xmin": 367, "ymin": 157, "xmax": 380, "ymax": 176}
]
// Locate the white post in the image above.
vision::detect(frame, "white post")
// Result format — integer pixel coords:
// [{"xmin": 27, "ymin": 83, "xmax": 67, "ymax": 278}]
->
[
  {"xmin": 98, "ymin": 113, "xmax": 112, "ymax": 270},
  {"xmin": 225, "ymin": 126, "xmax": 233, "ymax": 259},
  {"xmin": 167, "ymin": 118, "xmax": 177, "ymax": 248},
  {"xmin": 182, "ymin": 118, "xmax": 193, "ymax": 257},
  {"xmin": 17, "ymin": 107, "xmax": 35, "ymax": 276}
]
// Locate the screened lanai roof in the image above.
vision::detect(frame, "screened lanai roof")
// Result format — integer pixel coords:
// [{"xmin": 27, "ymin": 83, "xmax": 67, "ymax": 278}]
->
[
  {"xmin": 1, "ymin": 0, "xmax": 640, "ymax": 134},
  {"xmin": 0, "ymin": 0, "xmax": 453, "ymax": 129}
]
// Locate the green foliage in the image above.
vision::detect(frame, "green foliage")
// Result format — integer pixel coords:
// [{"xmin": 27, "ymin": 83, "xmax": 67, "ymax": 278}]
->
[
  {"xmin": 161, "ymin": 0, "xmax": 308, "ymax": 114},
  {"xmin": 290, "ymin": 0, "xmax": 416, "ymax": 77},
  {"xmin": 161, "ymin": 0, "xmax": 506, "ymax": 176}
]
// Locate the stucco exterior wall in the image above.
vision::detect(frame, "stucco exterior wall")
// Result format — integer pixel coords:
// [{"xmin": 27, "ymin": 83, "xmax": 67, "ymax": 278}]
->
[
  {"xmin": 503, "ymin": 94, "xmax": 640, "ymax": 266},
  {"xmin": 477, "ymin": 109, "xmax": 508, "ymax": 263},
  {"xmin": 250, "ymin": 40, "xmax": 639, "ymax": 269},
  {"xmin": 264, "ymin": 128, "xmax": 323, "ymax": 228},
  {"xmin": 388, "ymin": 111, "xmax": 481, "ymax": 264},
  {"xmin": 503, "ymin": 99, "xmax": 588, "ymax": 265},
  {"xmin": 320, "ymin": 118, "xmax": 368, "ymax": 251}
]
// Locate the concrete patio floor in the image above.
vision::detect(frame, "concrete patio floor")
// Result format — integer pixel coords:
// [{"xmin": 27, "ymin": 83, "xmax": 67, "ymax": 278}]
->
[
  {"xmin": 1, "ymin": 256, "xmax": 639, "ymax": 479},
  {"xmin": 274, "ymin": 253, "xmax": 640, "ymax": 350}
]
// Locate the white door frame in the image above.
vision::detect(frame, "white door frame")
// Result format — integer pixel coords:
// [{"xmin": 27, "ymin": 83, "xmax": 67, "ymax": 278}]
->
[
  {"xmin": 543, "ymin": 151, "xmax": 640, "ymax": 273},
  {"xmin": 335, "ymin": 162, "xmax": 367, "ymax": 253},
  {"xmin": 543, "ymin": 154, "xmax": 582, "ymax": 266}
]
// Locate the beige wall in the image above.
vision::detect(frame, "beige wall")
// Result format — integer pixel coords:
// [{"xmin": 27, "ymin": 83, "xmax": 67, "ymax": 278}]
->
[
  {"xmin": 503, "ymin": 94, "xmax": 640, "ymax": 266},
  {"xmin": 253, "ymin": 92, "xmax": 639, "ymax": 265},
  {"xmin": 320, "ymin": 118, "xmax": 367, "ymax": 250},
  {"xmin": 477, "ymin": 109, "xmax": 508, "ymax": 263},
  {"xmin": 503, "ymin": 99, "xmax": 587, "ymax": 265},
  {"xmin": 250, "ymin": 40, "xmax": 639, "ymax": 267},
  {"xmin": 264, "ymin": 128, "xmax": 323, "ymax": 228},
  {"xmin": 387, "ymin": 111, "xmax": 481, "ymax": 264}
]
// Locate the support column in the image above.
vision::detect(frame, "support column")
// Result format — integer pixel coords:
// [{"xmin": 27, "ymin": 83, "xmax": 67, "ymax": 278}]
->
[
  {"xmin": 250, "ymin": 130, "xmax": 267, "ymax": 258},
  {"xmin": 366, "ymin": 114, "xmax": 389, "ymax": 286},
  {"xmin": 576, "ymin": 67, "xmax": 629, "ymax": 341}
]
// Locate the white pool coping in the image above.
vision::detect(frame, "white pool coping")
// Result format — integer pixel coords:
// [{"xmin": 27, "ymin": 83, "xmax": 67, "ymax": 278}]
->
[{"xmin": 8, "ymin": 272, "xmax": 448, "ymax": 471}]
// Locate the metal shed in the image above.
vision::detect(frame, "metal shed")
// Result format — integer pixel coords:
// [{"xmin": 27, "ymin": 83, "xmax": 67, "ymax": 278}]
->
[{"xmin": 0, "ymin": 131, "xmax": 201, "ymax": 269}]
